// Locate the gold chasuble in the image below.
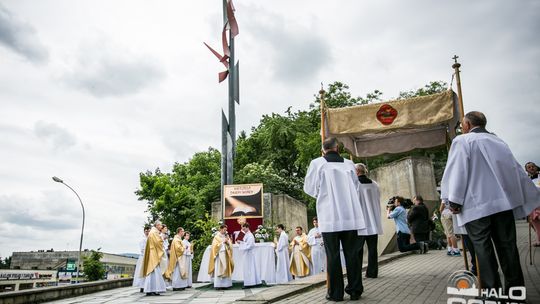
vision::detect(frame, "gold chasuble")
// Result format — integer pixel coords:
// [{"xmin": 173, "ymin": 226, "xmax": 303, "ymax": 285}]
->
[
  {"xmin": 208, "ymin": 233, "xmax": 234, "ymax": 278},
  {"xmin": 142, "ymin": 227, "xmax": 164, "ymax": 277},
  {"xmin": 289, "ymin": 233, "xmax": 311, "ymax": 277},
  {"xmin": 164, "ymin": 235, "xmax": 186, "ymax": 280}
]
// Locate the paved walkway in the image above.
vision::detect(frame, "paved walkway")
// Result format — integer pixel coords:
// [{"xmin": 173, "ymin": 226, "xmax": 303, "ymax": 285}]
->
[
  {"xmin": 272, "ymin": 220, "xmax": 540, "ymax": 304},
  {"xmin": 45, "ymin": 220, "xmax": 539, "ymax": 303}
]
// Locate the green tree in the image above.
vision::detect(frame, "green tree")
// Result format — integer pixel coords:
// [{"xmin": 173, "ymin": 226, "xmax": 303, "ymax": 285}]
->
[
  {"xmin": 83, "ymin": 250, "xmax": 105, "ymax": 281},
  {"xmin": 0, "ymin": 256, "xmax": 11, "ymax": 269}
]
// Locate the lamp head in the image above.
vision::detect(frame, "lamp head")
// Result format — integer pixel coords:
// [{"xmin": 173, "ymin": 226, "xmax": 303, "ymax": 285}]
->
[{"xmin": 52, "ymin": 176, "xmax": 63, "ymax": 183}]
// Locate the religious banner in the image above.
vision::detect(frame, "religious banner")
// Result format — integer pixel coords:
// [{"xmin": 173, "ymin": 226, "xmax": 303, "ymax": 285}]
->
[{"xmin": 223, "ymin": 184, "xmax": 263, "ymax": 219}]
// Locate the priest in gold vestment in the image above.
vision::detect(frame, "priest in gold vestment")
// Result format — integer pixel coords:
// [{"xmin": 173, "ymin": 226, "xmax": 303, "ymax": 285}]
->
[
  {"xmin": 164, "ymin": 227, "xmax": 188, "ymax": 290},
  {"xmin": 142, "ymin": 221, "xmax": 167, "ymax": 296},
  {"xmin": 208, "ymin": 224, "xmax": 234, "ymax": 289},
  {"xmin": 289, "ymin": 226, "xmax": 311, "ymax": 278}
]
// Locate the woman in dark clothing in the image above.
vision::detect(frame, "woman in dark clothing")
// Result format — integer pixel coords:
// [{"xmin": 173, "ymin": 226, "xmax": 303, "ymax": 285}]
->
[{"xmin": 408, "ymin": 195, "xmax": 430, "ymax": 243}]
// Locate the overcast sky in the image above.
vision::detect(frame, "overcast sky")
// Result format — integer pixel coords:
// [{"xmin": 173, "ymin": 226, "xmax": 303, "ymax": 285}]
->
[{"xmin": 0, "ymin": 0, "xmax": 538, "ymax": 258}]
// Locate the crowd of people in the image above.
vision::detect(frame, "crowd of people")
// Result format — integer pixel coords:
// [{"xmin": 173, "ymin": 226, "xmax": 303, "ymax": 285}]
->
[
  {"xmin": 132, "ymin": 222, "xmax": 193, "ymax": 296},
  {"xmin": 132, "ymin": 111, "xmax": 540, "ymax": 302}
]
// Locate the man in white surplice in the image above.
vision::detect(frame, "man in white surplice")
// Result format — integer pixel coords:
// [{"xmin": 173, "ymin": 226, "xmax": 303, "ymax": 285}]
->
[
  {"xmin": 275, "ymin": 224, "xmax": 292, "ymax": 283},
  {"xmin": 133, "ymin": 226, "xmax": 150, "ymax": 292},
  {"xmin": 304, "ymin": 137, "xmax": 366, "ymax": 302},
  {"xmin": 237, "ymin": 222, "xmax": 262, "ymax": 288},
  {"xmin": 441, "ymin": 111, "xmax": 540, "ymax": 292},
  {"xmin": 182, "ymin": 232, "xmax": 193, "ymax": 288},
  {"xmin": 307, "ymin": 217, "xmax": 325, "ymax": 275},
  {"xmin": 355, "ymin": 163, "xmax": 383, "ymax": 279}
]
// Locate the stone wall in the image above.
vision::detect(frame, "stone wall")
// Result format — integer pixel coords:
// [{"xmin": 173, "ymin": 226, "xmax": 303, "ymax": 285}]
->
[
  {"xmin": 369, "ymin": 156, "xmax": 439, "ymax": 254},
  {"xmin": 211, "ymin": 193, "xmax": 307, "ymax": 239},
  {"xmin": 0, "ymin": 278, "xmax": 132, "ymax": 304}
]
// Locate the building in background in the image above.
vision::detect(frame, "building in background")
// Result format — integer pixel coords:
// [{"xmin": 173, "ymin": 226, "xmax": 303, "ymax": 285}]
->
[{"xmin": 1, "ymin": 249, "xmax": 138, "ymax": 292}]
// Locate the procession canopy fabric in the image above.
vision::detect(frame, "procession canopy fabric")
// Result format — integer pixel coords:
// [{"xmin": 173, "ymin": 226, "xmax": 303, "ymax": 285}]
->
[
  {"xmin": 325, "ymin": 90, "xmax": 460, "ymax": 157},
  {"xmin": 164, "ymin": 235, "xmax": 185, "ymax": 280},
  {"xmin": 142, "ymin": 227, "xmax": 164, "ymax": 277}
]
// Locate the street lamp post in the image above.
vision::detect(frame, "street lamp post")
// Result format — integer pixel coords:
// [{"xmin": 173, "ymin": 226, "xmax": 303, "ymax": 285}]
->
[{"xmin": 52, "ymin": 176, "xmax": 85, "ymax": 284}]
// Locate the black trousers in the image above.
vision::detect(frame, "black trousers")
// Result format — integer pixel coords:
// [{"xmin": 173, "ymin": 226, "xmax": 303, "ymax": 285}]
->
[
  {"xmin": 465, "ymin": 210, "xmax": 524, "ymax": 292},
  {"xmin": 413, "ymin": 232, "xmax": 429, "ymax": 242},
  {"xmin": 364, "ymin": 234, "xmax": 378, "ymax": 278},
  {"xmin": 322, "ymin": 230, "xmax": 364, "ymax": 300},
  {"xmin": 397, "ymin": 231, "xmax": 420, "ymax": 252}
]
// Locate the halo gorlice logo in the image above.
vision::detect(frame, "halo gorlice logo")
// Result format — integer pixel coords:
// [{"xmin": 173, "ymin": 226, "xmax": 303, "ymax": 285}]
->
[
  {"xmin": 446, "ymin": 270, "xmax": 526, "ymax": 303},
  {"xmin": 376, "ymin": 104, "xmax": 398, "ymax": 125}
]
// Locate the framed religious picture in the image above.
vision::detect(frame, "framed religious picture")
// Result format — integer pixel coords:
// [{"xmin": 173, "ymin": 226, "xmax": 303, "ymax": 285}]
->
[{"xmin": 223, "ymin": 183, "xmax": 263, "ymax": 219}]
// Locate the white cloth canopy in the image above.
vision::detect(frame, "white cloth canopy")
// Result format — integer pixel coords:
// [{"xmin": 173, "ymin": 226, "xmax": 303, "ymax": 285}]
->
[{"xmin": 197, "ymin": 242, "xmax": 277, "ymax": 284}]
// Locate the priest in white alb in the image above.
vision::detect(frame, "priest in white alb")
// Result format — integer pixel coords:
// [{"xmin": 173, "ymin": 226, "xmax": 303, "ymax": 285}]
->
[
  {"xmin": 307, "ymin": 217, "xmax": 325, "ymax": 275},
  {"xmin": 289, "ymin": 226, "xmax": 311, "ymax": 278},
  {"xmin": 237, "ymin": 222, "xmax": 262, "ymax": 287},
  {"xmin": 441, "ymin": 111, "xmax": 540, "ymax": 292},
  {"xmin": 182, "ymin": 231, "xmax": 193, "ymax": 288},
  {"xmin": 133, "ymin": 226, "xmax": 150, "ymax": 292},
  {"xmin": 355, "ymin": 163, "xmax": 383, "ymax": 279},
  {"xmin": 304, "ymin": 137, "xmax": 366, "ymax": 301},
  {"xmin": 164, "ymin": 227, "xmax": 188, "ymax": 291},
  {"xmin": 142, "ymin": 221, "xmax": 167, "ymax": 296},
  {"xmin": 275, "ymin": 224, "xmax": 292, "ymax": 283},
  {"xmin": 208, "ymin": 224, "xmax": 234, "ymax": 290}
]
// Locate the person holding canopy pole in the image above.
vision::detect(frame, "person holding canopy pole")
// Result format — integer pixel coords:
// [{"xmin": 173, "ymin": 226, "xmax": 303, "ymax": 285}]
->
[{"xmin": 441, "ymin": 111, "xmax": 540, "ymax": 293}]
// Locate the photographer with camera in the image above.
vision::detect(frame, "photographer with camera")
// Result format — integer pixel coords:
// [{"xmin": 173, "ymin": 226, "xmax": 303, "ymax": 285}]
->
[{"xmin": 387, "ymin": 196, "xmax": 425, "ymax": 253}]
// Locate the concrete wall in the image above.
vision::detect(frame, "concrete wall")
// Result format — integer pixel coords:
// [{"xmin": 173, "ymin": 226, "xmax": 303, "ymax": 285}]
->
[
  {"xmin": 0, "ymin": 278, "xmax": 132, "ymax": 304},
  {"xmin": 211, "ymin": 193, "xmax": 307, "ymax": 239},
  {"xmin": 369, "ymin": 156, "xmax": 439, "ymax": 254}
]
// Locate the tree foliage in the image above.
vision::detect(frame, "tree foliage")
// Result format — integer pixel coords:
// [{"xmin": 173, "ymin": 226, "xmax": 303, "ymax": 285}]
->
[
  {"xmin": 0, "ymin": 256, "xmax": 11, "ymax": 269},
  {"xmin": 83, "ymin": 250, "xmax": 105, "ymax": 281}
]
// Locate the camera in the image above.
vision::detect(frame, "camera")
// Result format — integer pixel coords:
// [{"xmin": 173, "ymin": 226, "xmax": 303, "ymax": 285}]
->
[{"xmin": 386, "ymin": 196, "xmax": 413, "ymax": 211}]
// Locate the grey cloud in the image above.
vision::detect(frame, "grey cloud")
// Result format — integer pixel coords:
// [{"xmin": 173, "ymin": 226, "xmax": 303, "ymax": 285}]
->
[
  {"xmin": 0, "ymin": 3, "xmax": 49, "ymax": 63},
  {"xmin": 34, "ymin": 121, "xmax": 77, "ymax": 150},
  {"xmin": 242, "ymin": 7, "xmax": 331, "ymax": 83},
  {"xmin": 64, "ymin": 41, "xmax": 166, "ymax": 98},
  {"xmin": 0, "ymin": 192, "xmax": 80, "ymax": 231}
]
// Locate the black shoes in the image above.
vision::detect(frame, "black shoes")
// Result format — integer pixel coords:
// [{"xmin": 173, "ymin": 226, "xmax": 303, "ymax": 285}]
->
[
  {"xmin": 326, "ymin": 294, "xmax": 343, "ymax": 302},
  {"xmin": 145, "ymin": 292, "xmax": 161, "ymax": 296},
  {"xmin": 173, "ymin": 287, "xmax": 185, "ymax": 291}
]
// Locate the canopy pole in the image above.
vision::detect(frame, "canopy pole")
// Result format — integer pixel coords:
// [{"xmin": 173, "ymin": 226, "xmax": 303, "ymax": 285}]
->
[
  {"xmin": 452, "ymin": 55, "xmax": 465, "ymax": 121},
  {"xmin": 451, "ymin": 55, "xmax": 477, "ymax": 280},
  {"xmin": 320, "ymin": 84, "xmax": 326, "ymax": 155}
]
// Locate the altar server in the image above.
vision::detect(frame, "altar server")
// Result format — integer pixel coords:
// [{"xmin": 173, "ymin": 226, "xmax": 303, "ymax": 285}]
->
[
  {"xmin": 304, "ymin": 137, "xmax": 366, "ymax": 301},
  {"xmin": 142, "ymin": 221, "xmax": 167, "ymax": 296},
  {"xmin": 237, "ymin": 223, "xmax": 262, "ymax": 287},
  {"xmin": 275, "ymin": 224, "xmax": 292, "ymax": 283},
  {"xmin": 182, "ymin": 232, "xmax": 193, "ymax": 288},
  {"xmin": 208, "ymin": 224, "xmax": 234, "ymax": 289},
  {"xmin": 307, "ymin": 217, "xmax": 326, "ymax": 275},
  {"xmin": 165, "ymin": 227, "xmax": 188, "ymax": 290},
  {"xmin": 133, "ymin": 226, "xmax": 150, "ymax": 291},
  {"xmin": 289, "ymin": 226, "xmax": 311, "ymax": 278},
  {"xmin": 441, "ymin": 111, "xmax": 540, "ymax": 292},
  {"xmin": 355, "ymin": 163, "xmax": 383, "ymax": 278}
]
